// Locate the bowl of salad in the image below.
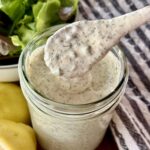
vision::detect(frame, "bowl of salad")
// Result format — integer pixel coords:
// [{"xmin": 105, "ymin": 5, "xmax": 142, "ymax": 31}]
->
[{"xmin": 0, "ymin": 0, "xmax": 78, "ymax": 82}]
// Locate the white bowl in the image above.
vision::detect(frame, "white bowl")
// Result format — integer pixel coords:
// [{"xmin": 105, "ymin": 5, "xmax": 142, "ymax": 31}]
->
[{"xmin": 0, "ymin": 64, "xmax": 19, "ymax": 82}]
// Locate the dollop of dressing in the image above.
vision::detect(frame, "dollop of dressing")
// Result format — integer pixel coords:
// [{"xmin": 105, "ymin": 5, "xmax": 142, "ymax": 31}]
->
[
  {"xmin": 44, "ymin": 18, "xmax": 129, "ymax": 79},
  {"xmin": 44, "ymin": 20, "xmax": 115, "ymax": 78}
]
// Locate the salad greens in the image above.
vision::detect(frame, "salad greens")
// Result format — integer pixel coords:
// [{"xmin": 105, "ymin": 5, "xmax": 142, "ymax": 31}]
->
[
  {"xmin": 0, "ymin": 0, "xmax": 78, "ymax": 57},
  {"xmin": 35, "ymin": 0, "xmax": 61, "ymax": 32}
]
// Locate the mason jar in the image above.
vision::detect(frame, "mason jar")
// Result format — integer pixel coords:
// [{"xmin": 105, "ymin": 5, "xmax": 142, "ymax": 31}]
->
[{"xmin": 18, "ymin": 24, "xmax": 128, "ymax": 150}]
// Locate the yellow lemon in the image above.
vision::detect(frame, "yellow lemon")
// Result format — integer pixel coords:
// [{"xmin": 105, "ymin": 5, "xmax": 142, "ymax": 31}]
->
[
  {"xmin": 0, "ymin": 83, "xmax": 30, "ymax": 124},
  {"xmin": 0, "ymin": 120, "xmax": 36, "ymax": 150}
]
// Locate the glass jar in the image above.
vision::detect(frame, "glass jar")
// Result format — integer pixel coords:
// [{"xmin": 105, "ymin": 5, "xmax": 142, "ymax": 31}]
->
[{"xmin": 18, "ymin": 24, "xmax": 128, "ymax": 150}]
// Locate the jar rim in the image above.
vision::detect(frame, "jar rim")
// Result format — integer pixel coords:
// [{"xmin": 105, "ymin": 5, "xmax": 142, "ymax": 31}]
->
[{"xmin": 18, "ymin": 24, "xmax": 129, "ymax": 115}]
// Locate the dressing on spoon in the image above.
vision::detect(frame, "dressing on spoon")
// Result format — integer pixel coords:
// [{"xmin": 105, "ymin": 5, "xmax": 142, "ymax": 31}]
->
[{"xmin": 44, "ymin": 6, "xmax": 150, "ymax": 78}]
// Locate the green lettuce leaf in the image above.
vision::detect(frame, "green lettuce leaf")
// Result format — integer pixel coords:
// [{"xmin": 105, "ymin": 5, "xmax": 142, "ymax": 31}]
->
[
  {"xmin": 18, "ymin": 15, "xmax": 33, "ymax": 26},
  {"xmin": 17, "ymin": 24, "xmax": 35, "ymax": 44},
  {"xmin": 0, "ymin": 0, "xmax": 25, "ymax": 21},
  {"xmin": 35, "ymin": 0, "xmax": 61, "ymax": 32},
  {"xmin": 10, "ymin": 35, "xmax": 24, "ymax": 48},
  {"xmin": 32, "ymin": 1, "xmax": 43, "ymax": 19},
  {"xmin": 0, "ymin": 0, "xmax": 79, "ymax": 57}
]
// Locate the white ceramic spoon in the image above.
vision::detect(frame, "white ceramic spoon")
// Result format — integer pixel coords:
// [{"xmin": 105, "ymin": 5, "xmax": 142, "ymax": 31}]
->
[{"xmin": 44, "ymin": 5, "xmax": 150, "ymax": 78}]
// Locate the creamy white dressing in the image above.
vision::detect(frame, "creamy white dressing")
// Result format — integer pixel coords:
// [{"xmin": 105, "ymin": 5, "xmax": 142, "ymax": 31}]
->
[{"xmin": 26, "ymin": 45, "xmax": 121, "ymax": 104}]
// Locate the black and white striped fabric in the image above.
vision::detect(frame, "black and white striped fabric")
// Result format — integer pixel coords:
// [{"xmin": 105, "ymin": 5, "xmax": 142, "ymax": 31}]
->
[{"xmin": 77, "ymin": 0, "xmax": 150, "ymax": 150}]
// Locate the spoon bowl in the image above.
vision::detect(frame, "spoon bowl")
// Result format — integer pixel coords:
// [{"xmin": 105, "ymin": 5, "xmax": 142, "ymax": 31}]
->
[{"xmin": 44, "ymin": 5, "xmax": 150, "ymax": 78}]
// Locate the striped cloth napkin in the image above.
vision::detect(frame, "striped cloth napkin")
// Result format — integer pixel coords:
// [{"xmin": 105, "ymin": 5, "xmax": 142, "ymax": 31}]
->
[{"xmin": 77, "ymin": 0, "xmax": 150, "ymax": 150}]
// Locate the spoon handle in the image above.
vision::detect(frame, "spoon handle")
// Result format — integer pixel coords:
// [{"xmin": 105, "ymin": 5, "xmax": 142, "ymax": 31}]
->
[{"xmin": 112, "ymin": 5, "xmax": 150, "ymax": 36}]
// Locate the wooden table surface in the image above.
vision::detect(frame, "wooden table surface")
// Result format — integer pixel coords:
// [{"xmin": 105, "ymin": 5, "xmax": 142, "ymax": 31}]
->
[
  {"xmin": 38, "ymin": 127, "xmax": 118, "ymax": 150},
  {"xmin": 97, "ymin": 128, "xmax": 118, "ymax": 150}
]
